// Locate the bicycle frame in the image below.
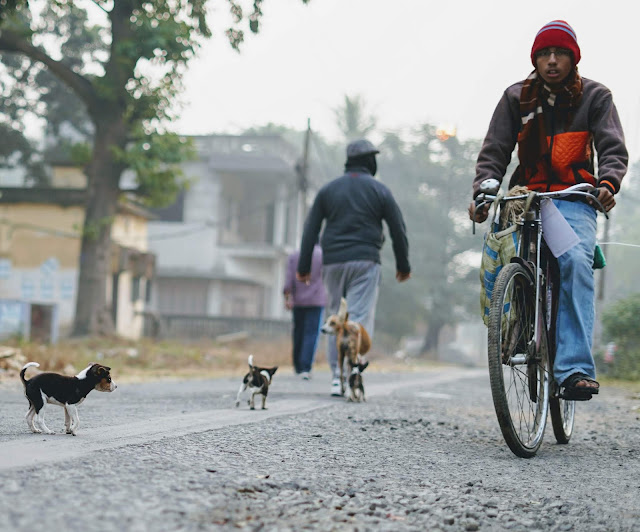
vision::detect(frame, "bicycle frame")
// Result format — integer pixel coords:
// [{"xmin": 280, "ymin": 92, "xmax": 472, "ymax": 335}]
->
[
  {"xmin": 479, "ymin": 184, "xmax": 607, "ymax": 371},
  {"xmin": 510, "ymin": 203, "xmax": 545, "ymax": 368}
]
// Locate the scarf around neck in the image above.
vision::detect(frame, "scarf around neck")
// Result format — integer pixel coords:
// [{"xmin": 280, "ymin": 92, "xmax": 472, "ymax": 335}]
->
[{"xmin": 517, "ymin": 68, "xmax": 583, "ymax": 170}]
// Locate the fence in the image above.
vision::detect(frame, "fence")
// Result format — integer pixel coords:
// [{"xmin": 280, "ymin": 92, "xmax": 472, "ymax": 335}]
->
[{"xmin": 142, "ymin": 312, "xmax": 291, "ymax": 341}]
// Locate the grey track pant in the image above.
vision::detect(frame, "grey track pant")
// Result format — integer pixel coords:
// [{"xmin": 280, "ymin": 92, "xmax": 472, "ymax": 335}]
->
[{"xmin": 322, "ymin": 260, "xmax": 381, "ymax": 378}]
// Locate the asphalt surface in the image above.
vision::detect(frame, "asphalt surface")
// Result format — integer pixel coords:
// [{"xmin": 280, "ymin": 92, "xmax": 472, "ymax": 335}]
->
[{"xmin": 0, "ymin": 366, "xmax": 639, "ymax": 531}]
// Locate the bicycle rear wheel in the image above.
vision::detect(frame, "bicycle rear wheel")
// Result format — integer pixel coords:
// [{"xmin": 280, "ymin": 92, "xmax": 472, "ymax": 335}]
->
[
  {"xmin": 544, "ymin": 258, "xmax": 576, "ymax": 445},
  {"xmin": 488, "ymin": 263, "xmax": 550, "ymax": 458},
  {"xmin": 550, "ymin": 392, "xmax": 575, "ymax": 443}
]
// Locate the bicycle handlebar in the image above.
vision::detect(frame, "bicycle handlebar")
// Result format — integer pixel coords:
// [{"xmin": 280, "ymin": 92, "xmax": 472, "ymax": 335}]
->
[{"xmin": 474, "ymin": 184, "xmax": 609, "ymax": 220}]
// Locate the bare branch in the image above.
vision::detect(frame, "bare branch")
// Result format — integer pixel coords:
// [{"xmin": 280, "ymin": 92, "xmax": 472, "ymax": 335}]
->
[
  {"xmin": 89, "ymin": 0, "xmax": 110, "ymax": 14},
  {"xmin": 0, "ymin": 29, "xmax": 98, "ymax": 113}
]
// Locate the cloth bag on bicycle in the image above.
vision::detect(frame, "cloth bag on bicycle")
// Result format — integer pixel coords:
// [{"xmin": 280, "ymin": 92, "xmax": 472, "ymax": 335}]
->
[{"xmin": 479, "ymin": 192, "xmax": 520, "ymax": 326}]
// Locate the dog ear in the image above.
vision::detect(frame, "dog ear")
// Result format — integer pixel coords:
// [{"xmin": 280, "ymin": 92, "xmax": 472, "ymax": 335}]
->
[
  {"xmin": 91, "ymin": 365, "xmax": 106, "ymax": 377},
  {"xmin": 269, "ymin": 366, "xmax": 278, "ymax": 375},
  {"xmin": 359, "ymin": 361, "xmax": 369, "ymax": 372}
]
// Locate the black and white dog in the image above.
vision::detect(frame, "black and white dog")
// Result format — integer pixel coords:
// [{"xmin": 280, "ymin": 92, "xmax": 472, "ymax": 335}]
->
[
  {"xmin": 20, "ymin": 362, "xmax": 117, "ymax": 436},
  {"xmin": 235, "ymin": 355, "xmax": 278, "ymax": 410},
  {"xmin": 348, "ymin": 360, "xmax": 369, "ymax": 402}
]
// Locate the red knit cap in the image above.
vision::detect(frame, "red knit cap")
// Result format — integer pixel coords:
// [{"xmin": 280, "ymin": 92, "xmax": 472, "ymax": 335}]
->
[{"xmin": 531, "ymin": 20, "xmax": 580, "ymax": 65}]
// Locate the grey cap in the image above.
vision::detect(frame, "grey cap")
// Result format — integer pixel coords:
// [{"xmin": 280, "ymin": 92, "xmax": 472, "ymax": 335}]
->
[{"xmin": 346, "ymin": 139, "xmax": 380, "ymax": 158}]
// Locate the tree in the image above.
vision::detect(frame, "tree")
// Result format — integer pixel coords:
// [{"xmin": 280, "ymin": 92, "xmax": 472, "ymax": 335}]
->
[
  {"xmin": 0, "ymin": 0, "xmax": 309, "ymax": 336},
  {"xmin": 601, "ymin": 293, "xmax": 640, "ymax": 380},
  {"xmin": 334, "ymin": 94, "xmax": 377, "ymax": 141},
  {"xmin": 601, "ymin": 160, "xmax": 640, "ymax": 304},
  {"xmin": 376, "ymin": 127, "xmax": 482, "ymax": 355},
  {"xmin": 0, "ymin": 123, "xmax": 46, "ymax": 185}
]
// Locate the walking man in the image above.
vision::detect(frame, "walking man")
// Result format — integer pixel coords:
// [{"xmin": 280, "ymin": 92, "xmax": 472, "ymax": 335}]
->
[{"xmin": 297, "ymin": 139, "xmax": 411, "ymax": 396}]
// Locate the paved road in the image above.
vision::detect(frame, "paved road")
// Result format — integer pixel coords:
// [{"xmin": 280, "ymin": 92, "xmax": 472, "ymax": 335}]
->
[{"xmin": 0, "ymin": 366, "xmax": 639, "ymax": 531}]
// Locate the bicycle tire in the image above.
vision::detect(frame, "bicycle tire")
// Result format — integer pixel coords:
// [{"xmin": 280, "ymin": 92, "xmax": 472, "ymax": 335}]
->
[
  {"xmin": 544, "ymin": 259, "xmax": 576, "ymax": 445},
  {"xmin": 549, "ymin": 392, "xmax": 575, "ymax": 443},
  {"xmin": 488, "ymin": 263, "xmax": 550, "ymax": 458}
]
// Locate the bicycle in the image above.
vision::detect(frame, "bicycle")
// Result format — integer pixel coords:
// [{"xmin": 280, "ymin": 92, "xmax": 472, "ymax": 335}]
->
[{"xmin": 474, "ymin": 182, "xmax": 608, "ymax": 458}]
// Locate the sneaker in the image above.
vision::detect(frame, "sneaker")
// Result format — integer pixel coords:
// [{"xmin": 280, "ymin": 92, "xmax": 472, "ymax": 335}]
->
[
  {"xmin": 300, "ymin": 372, "xmax": 311, "ymax": 380},
  {"xmin": 331, "ymin": 378, "xmax": 342, "ymax": 396}
]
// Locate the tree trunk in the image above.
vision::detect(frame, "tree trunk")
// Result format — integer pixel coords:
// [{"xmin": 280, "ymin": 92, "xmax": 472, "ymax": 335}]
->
[
  {"xmin": 420, "ymin": 319, "xmax": 445, "ymax": 359},
  {"xmin": 71, "ymin": 119, "xmax": 126, "ymax": 337}
]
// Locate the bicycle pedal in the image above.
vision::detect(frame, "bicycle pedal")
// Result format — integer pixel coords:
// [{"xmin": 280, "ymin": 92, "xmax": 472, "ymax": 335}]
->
[{"xmin": 559, "ymin": 390, "xmax": 593, "ymax": 401}]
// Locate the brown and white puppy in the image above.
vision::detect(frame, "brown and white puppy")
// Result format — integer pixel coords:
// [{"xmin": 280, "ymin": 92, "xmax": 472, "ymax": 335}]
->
[
  {"xmin": 235, "ymin": 355, "xmax": 278, "ymax": 410},
  {"xmin": 321, "ymin": 297, "xmax": 371, "ymax": 397},
  {"xmin": 348, "ymin": 360, "xmax": 369, "ymax": 402},
  {"xmin": 20, "ymin": 362, "xmax": 117, "ymax": 436}
]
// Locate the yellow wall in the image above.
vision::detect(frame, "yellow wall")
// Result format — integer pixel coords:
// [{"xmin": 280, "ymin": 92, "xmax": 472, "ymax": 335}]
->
[
  {"xmin": 112, "ymin": 213, "xmax": 149, "ymax": 252},
  {"xmin": 0, "ymin": 201, "xmax": 151, "ymax": 339},
  {"xmin": 0, "ymin": 203, "xmax": 83, "ymax": 267}
]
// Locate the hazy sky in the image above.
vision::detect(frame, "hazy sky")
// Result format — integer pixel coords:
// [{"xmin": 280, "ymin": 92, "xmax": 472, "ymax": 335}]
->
[{"xmin": 173, "ymin": 0, "xmax": 640, "ymax": 164}]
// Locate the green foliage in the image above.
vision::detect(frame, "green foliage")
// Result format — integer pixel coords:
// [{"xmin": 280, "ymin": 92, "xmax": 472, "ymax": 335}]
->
[
  {"xmin": 111, "ymin": 131, "xmax": 196, "ymax": 207},
  {"xmin": 0, "ymin": 0, "xmax": 303, "ymax": 197},
  {"xmin": 601, "ymin": 293, "xmax": 640, "ymax": 380},
  {"xmin": 0, "ymin": 0, "xmax": 28, "ymax": 22},
  {"xmin": 602, "ymin": 293, "xmax": 640, "ymax": 344},
  {"xmin": 69, "ymin": 142, "xmax": 92, "ymax": 167},
  {"xmin": 0, "ymin": 123, "xmax": 48, "ymax": 185},
  {"xmin": 81, "ymin": 215, "xmax": 115, "ymax": 242}
]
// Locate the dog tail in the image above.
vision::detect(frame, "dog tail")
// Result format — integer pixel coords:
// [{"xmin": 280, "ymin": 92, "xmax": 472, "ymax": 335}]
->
[
  {"xmin": 338, "ymin": 297, "xmax": 348, "ymax": 321},
  {"xmin": 248, "ymin": 354, "xmax": 254, "ymax": 368},
  {"xmin": 20, "ymin": 362, "xmax": 40, "ymax": 386}
]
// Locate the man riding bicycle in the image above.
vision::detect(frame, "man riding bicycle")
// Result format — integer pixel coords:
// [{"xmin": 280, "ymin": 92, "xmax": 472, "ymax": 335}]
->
[{"xmin": 468, "ymin": 20, "xmax": 628, "ymax": 400}]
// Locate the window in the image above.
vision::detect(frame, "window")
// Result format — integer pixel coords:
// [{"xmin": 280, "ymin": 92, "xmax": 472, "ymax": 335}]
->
[
  {"xmin": 131, "ymin": 276, "xmax": 141, "ymax": 302},
  {"xmin": 145, "ymin": 278, "xmax": 152, "ymax": 303}
]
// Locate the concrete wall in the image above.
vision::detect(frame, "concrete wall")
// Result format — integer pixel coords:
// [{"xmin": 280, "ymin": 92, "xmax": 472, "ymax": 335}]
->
[
  {"xmin": 0, "ymin": 202, "xmax": 151, "ymax": 339},
  {"xmin": 147, "ymin": 135, "xmax": 300, "ymax": 321}
]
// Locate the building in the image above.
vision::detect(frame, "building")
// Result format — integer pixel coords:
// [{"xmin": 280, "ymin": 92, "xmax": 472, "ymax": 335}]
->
[
  {"xmin": 0, "ymin": 181, "xmax": 155, "ymax": 340},
  {"xmin": 148, "ymin": 135, "xmax": 305, "ymax": 322}
]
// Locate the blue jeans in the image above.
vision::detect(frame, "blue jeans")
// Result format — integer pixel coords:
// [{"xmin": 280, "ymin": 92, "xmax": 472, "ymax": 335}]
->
[
  {"xmin": 322, "ymin": 260, "xmax": 381, "ymax": 378},
  {"xmin": 292, "ymin": 306, "xmax": 323, "ymax": 373},
  {"xmin": 552, "ymin": 199, "xmax": 597, "ymax": 385}
]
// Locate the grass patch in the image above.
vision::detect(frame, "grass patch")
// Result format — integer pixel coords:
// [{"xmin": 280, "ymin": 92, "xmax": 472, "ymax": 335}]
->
[{"xmin": 2, "ymin": 336, "xmax": 444, "ymax": 383}]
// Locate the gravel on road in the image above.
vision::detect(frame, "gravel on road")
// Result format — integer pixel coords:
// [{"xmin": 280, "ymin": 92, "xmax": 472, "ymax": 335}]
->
[{"xmin": 0, "ymin": 368, "xmax": 638, "ymax": 532}]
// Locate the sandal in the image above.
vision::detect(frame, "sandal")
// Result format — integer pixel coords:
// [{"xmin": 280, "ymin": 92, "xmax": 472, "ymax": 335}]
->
[{"xmin": 560, "ymin": 372, "xmax": 599, "ymax": 401}]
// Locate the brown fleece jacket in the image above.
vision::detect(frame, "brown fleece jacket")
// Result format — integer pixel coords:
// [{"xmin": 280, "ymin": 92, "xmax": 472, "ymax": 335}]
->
[{"xmin": 473, "ymin": 77, "xmax": 628, "ymax": 197}]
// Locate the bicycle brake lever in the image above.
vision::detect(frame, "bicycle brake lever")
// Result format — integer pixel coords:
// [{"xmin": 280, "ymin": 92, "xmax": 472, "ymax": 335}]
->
[{"xmin": 589, "ymin": 188, "xmax": 609, "ymax": 220}]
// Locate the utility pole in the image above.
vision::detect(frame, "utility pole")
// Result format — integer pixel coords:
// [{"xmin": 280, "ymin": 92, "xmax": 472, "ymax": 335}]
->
[
  {"xmin": 597, "ymin": 214, "xmax": 611, "ymax": 302},
  {"xmin": 594, "ymin": 213, "xmax": 611, "ymax": 350},
  {"xmin": 295, "ymin": 118, "xmax": 311, "ymax": 246}
]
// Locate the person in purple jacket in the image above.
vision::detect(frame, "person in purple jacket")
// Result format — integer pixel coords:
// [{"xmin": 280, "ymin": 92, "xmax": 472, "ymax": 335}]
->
[{"xmin": 283, "ymin": 244, "xmax": 326, "ymax": 379}]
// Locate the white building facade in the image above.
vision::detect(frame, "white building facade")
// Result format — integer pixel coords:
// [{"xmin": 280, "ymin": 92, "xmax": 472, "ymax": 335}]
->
[{"xmin": 148, "ymin": 135, "xmax": 304, "ymax": 321}]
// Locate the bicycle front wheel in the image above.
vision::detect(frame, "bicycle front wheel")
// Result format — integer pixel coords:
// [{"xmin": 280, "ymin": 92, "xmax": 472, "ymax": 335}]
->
[{"xmin": 488, "ymin": 263, "xmax": 550, "ymax": 458}]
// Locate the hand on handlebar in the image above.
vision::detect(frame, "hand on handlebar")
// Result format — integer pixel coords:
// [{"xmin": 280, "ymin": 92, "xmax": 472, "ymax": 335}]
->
[
  {"xmin": 589, "ymin": 187, "xmax": 615, "ymax": 212},
  {"xmin": 468, "ymin": 200, "xmax": 490, "ymax": 223}
]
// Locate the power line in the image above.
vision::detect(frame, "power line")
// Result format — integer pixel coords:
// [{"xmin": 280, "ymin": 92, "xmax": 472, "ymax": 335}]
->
[
  {"xmin": 598, "ymin": 241, "xmax": 640, "ymax": 249},
  {"xmin": 0, "ymin": 186, "xmax": 303, "ymax": 244},
  {"xmin": 148, "ymin": 186, "xmax": 301, "ymax": 241}
]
